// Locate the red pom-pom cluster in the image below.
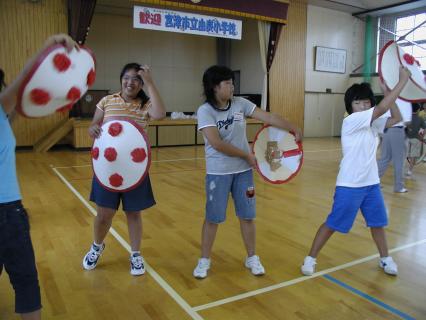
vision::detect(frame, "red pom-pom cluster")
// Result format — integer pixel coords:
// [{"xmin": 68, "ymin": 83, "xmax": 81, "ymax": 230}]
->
[
  {"xmin": 91, "ymin": 147, "xmax": 99, "ymax": 160},
  {"xmin": 131, "ymin": 148, "xmax": 147, "ymax": 163},
  {"xmin": 104, "ymin": 147, "xmax": 117, "ymax": 162},
  {"xmin": 30, "ymin": 88, "xmax": 51, "ymax": 105},
  {"xmin": 109, "ymin": 173, "xmax": 123, "ymax": 187},
  {"xmin": 87, "ymin": 69, "xmax": 96, "ymax": 87},
  {"xmin": 403, "ymin": 53, "xmax": 415, "ymax": 65},
  {"xmin": 108, "ymin": 122, "xmax": 123, "ymax": 137},
  {"xmin": 53, "ymin": 53, "xmax": 71, "ymax": 72},
  {"xmin": 67, "ymin": 87, "xmax": 81, "ymax": 101}
]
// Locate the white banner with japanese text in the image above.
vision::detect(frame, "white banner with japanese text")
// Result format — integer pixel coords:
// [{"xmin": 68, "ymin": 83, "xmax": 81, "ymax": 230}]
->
[{"xmin": 133, "ymin": 5, "xmax": 242, "ymax": 40}]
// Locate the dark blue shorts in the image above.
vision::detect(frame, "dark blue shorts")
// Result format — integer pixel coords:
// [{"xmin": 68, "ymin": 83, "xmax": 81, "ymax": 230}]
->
[
  {"xmin": 326, "ymin": 184, "xmax": 388, "ymax": 233},
  {"xmin": 90, "ymin": 175, "xmax": 156, "ymax": 211},
  {"xmin": 0, "ymin": 200, "xmax": 41, "ymax": 314}
]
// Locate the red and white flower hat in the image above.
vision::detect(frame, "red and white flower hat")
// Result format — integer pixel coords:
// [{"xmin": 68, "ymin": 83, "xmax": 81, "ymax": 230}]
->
[
  {"xmin": 379, "ymin": 40, "xmax": 426, "ymax": 103},
  {"xmin": 92, "ymin": 118, "xmax": 151, "ymax": 192},
  {"xmin": 17, "ymin": 44, "xmax": 96, "ymax": 118}
]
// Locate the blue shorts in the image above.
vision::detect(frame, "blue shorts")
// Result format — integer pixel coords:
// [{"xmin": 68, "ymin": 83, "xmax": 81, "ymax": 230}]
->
[
  {"xmin": 205, "ymin": 170, "xmax": 256, "ymax": 224},
  {"xmin": 90, "ymin": 175, "xmax": 156, "ymax": 212},
  {"xmin": 326, "ymin": 184, "xmax": 388, "ymax": 233}
]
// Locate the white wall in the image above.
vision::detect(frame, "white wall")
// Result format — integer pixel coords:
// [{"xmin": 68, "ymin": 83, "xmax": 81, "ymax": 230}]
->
[
  {"xmin": 230, "ymin": 19, "xmax": 263, "ymax": 95},
  {"xmin": 86, "ymin": 13, "xmax": 216, "ymax": 112},
  {"xmin": 304, "ymin": 5, "xmax": 365, "ymax": 137}
]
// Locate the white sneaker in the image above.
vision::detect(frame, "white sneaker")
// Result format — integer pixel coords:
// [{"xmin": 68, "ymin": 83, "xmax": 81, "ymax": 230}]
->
[
  {"xmin": 82, "ymin": 243, "xmax": 105, "ymax": 270},
  {"xmin": 301, "ymin": 256, "xmax": 316, "ymax": 276},
  {"xmin": 245, "ymin": 255, "xmax": 265, "ymax": 276},
  {"xmin": 130, "ymin": 254, "xmax": 146, "ymax": 276},
  {"xmin": 395, "ymin": 188, "xmax": 408, "ymax": 193},
  {"xmin": 379, "ymin": 256, "xmax": 398, "ymax": 276},
  {"xmin": 193, "ymin": 258, "xmax": 210, "ymax": 279}
]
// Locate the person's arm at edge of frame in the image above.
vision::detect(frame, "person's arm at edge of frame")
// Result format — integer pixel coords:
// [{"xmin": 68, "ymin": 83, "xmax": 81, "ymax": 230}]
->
[
  {"xmin": 139, "ymin": 65, "xmax": 166, "ymax": 120},
  {"xmin": 371, "ymin": 65, "xmax": 410, "ymax": 125},
  {"xmin": 0, "ymin": 34, "xmax": 78, "ymax": 115},
  {"xmin": 250, "ymin": 107, "xmax": 303, "ymax": 142}
]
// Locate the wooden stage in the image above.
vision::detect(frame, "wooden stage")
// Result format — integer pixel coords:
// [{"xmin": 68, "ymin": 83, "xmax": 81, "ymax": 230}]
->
[{"xmin": 1, "ymin": 138, "xmax": 425, "ymax": 319}]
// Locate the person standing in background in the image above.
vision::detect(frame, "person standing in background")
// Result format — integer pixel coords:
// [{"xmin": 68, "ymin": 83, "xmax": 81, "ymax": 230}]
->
[{"xmin": 377, "ymin": 98, "xmax": 412, "ymax": 193}]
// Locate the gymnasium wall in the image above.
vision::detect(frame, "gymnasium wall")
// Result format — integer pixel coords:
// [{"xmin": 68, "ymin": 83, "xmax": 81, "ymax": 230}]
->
[
  {"xmin": 0, "ymin": 0, "xmax": 68, "ymax": 146},
  {"xmin": 269, "ymin": 0, "xmax": 307, "ymax": 132},
  {"xmin": 85, "ymin": 12, "xmax": 216, "ymax": 114},
  {"xmin": 304, "ymin": 5, "xmax": 365, "ymax": 137}
]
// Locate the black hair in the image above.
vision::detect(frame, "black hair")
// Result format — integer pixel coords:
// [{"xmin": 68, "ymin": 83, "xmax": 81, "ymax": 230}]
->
[
  {"xmin": 344, "ymin": 82, "xmax": 375, "ymax": 114},
  {"xmin": 119, "ymin": 63, "xmax": 149, "ymax": 105},
  {"xmin": 202, "ymin": 65, "xmax": 234, "ymax": 107},
  {"xmin": 412, "ymin": 103, "xmax": 421, "ymax": 113},
  {"xmin": 0, "ymin": 68, "xmax": 6, "ymax": 92}
]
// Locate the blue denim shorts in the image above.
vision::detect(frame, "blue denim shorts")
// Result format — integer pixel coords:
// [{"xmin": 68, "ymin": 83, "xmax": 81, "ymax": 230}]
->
[
  {"xmin": 0, "ymin": 201, "xmax": 41, "ymax": 314},
  {"xmin": 205, "ymin": 170, "xmax": 256, "ymax": 224},
  {"xmin": 326, "ymin": 184, "xmax": 388, "ymax": 233},
  {"xmin": 90, "ymin": 175, "xmax": 156, "ymax": 212}
]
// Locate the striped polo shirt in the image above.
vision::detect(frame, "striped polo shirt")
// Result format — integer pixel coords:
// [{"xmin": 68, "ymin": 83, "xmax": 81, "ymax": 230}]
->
[{"xmin": 96, "ymin": 93, "xmax": 152, "ymax": 129}]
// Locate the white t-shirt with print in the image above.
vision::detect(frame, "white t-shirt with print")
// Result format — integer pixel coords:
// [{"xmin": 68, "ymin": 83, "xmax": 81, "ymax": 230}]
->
[{"xmin": 336, "ymin": 108, "xmax": 387, "ymax": 187}]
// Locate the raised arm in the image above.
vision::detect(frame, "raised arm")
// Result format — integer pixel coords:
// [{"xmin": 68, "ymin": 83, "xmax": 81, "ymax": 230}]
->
[
  {"xmin": 251, "ymin": 107, "xmax": 303, "ymax": 142},
  {"xmin": 0, "ymin": 34, "xmax": 78, "ymax": 115},
  {"xmin": 201, "ymin": 126, "xmax": 257, "ymax": 167},
  {"xmin": 139, "ymin": 65, "xmax": 166, "ymax": 120},
  {"xmin": 372, "ymin": 66, "xmax": 410, "ymax": 122}
]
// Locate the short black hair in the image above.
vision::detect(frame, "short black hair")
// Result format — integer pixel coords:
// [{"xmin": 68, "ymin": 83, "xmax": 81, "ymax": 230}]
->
[
  {"xmin": 412, "ymin": 102, "xmax": 421, "ymax": 113},
  {"xmin": 0, "ymin": 68, "xmax": 6, "ymax": 91},
  {"xmin": 119, "ymin": 63, "xmax": 149, "ymax": 104},
  {"xmin": 344, "ymin": 82, "xmax": 375, "ymax": 114},
  {"xmin": 202, "ymin": 65, "xmax": 234, "ymax": 107}
]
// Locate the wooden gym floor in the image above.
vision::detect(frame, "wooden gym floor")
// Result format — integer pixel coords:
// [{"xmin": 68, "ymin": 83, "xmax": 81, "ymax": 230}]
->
[{"xmin": 1, "ymin": 137, "xmax": 425, "ymax": 319}]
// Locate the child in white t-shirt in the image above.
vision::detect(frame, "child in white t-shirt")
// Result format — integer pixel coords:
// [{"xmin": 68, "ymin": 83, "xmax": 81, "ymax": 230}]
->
[{"xmin": 301, "ymin": 66, "xmax": 410, "ymax": 276}]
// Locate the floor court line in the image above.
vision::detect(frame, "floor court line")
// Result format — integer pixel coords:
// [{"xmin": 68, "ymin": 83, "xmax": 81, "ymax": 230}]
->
[
  {"xmin": 51, "ymin": 148, "xmax": 342, "ymax": 169},
  {"xmin": 193, "ymin": 238, "xmax": 426, "ymax": 312},
  {"xmin": 52, "ymin": 163, "xmax": 426, "ymax": 315},
  {"xmin": 51, "ymin": 166, "xmax": 204, "ymax": 320},
  {"xmin": 323, "ymin": 274, "xmax": 416, "ymax": 320}
]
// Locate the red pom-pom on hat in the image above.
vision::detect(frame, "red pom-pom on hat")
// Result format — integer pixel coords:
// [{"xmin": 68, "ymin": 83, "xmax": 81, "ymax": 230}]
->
[
  {"xmin": 87, "ymin": 69, "xmax": 96, "ymax": 87},
  {"xmin": 67, "ymin": 87, "xmax": 81, "ymax": 101},
  {"xmin": 104, "ymin": 147, "xmax": 117, "ymax": 162},
  {"xmin": 403, "ymin": 53, "xmax": 415, "ymax": 65},
  {"xmin": 30, "ymin": 88, "xmax": 51, "ymax": 105},
  {"xmin": 91, "ymin": 147, "xmax": 99, "ymax": 160},
  {"xmin": 108, "ymin": 122, "xmax": 123, "ymax": 137},
  {"xmin": 53, "ymin": 53, "xmax": 71, "ymax": 72},
  {"xmin": 131, "ymin": 148, "xmax": 146, "ymax": 163},
  {"xmin": 109, "ymin": 173, "xmax": 123, "ymax": 187}
]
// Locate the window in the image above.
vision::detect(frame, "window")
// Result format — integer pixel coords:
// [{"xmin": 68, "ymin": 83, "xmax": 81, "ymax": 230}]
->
[
  {"xmin": 376, "ymin": 12, "xmax": 426, "ymax": 71},
  {"xmin": 396, "ymin": 13, "xmax": 426, "ymax": 68}
]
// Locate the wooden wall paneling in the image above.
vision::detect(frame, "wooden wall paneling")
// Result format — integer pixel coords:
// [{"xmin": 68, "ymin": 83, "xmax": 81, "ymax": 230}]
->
[
  {"xmin": 157, "ymin": 125, "xmax": 196, "ymax": 146},
  {"xmin": 269, "ymin": 0, "xmax": 307, "ymax": 132},
  {"xmin": 0, "ymin": 0, "xmax": 68, "ymax": 147}
]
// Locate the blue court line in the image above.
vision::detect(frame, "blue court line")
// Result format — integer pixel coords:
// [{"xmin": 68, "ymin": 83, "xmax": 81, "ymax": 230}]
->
[{"xmin": 323, "ymin": 274, "xmax": 416, "ymax": 320}]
